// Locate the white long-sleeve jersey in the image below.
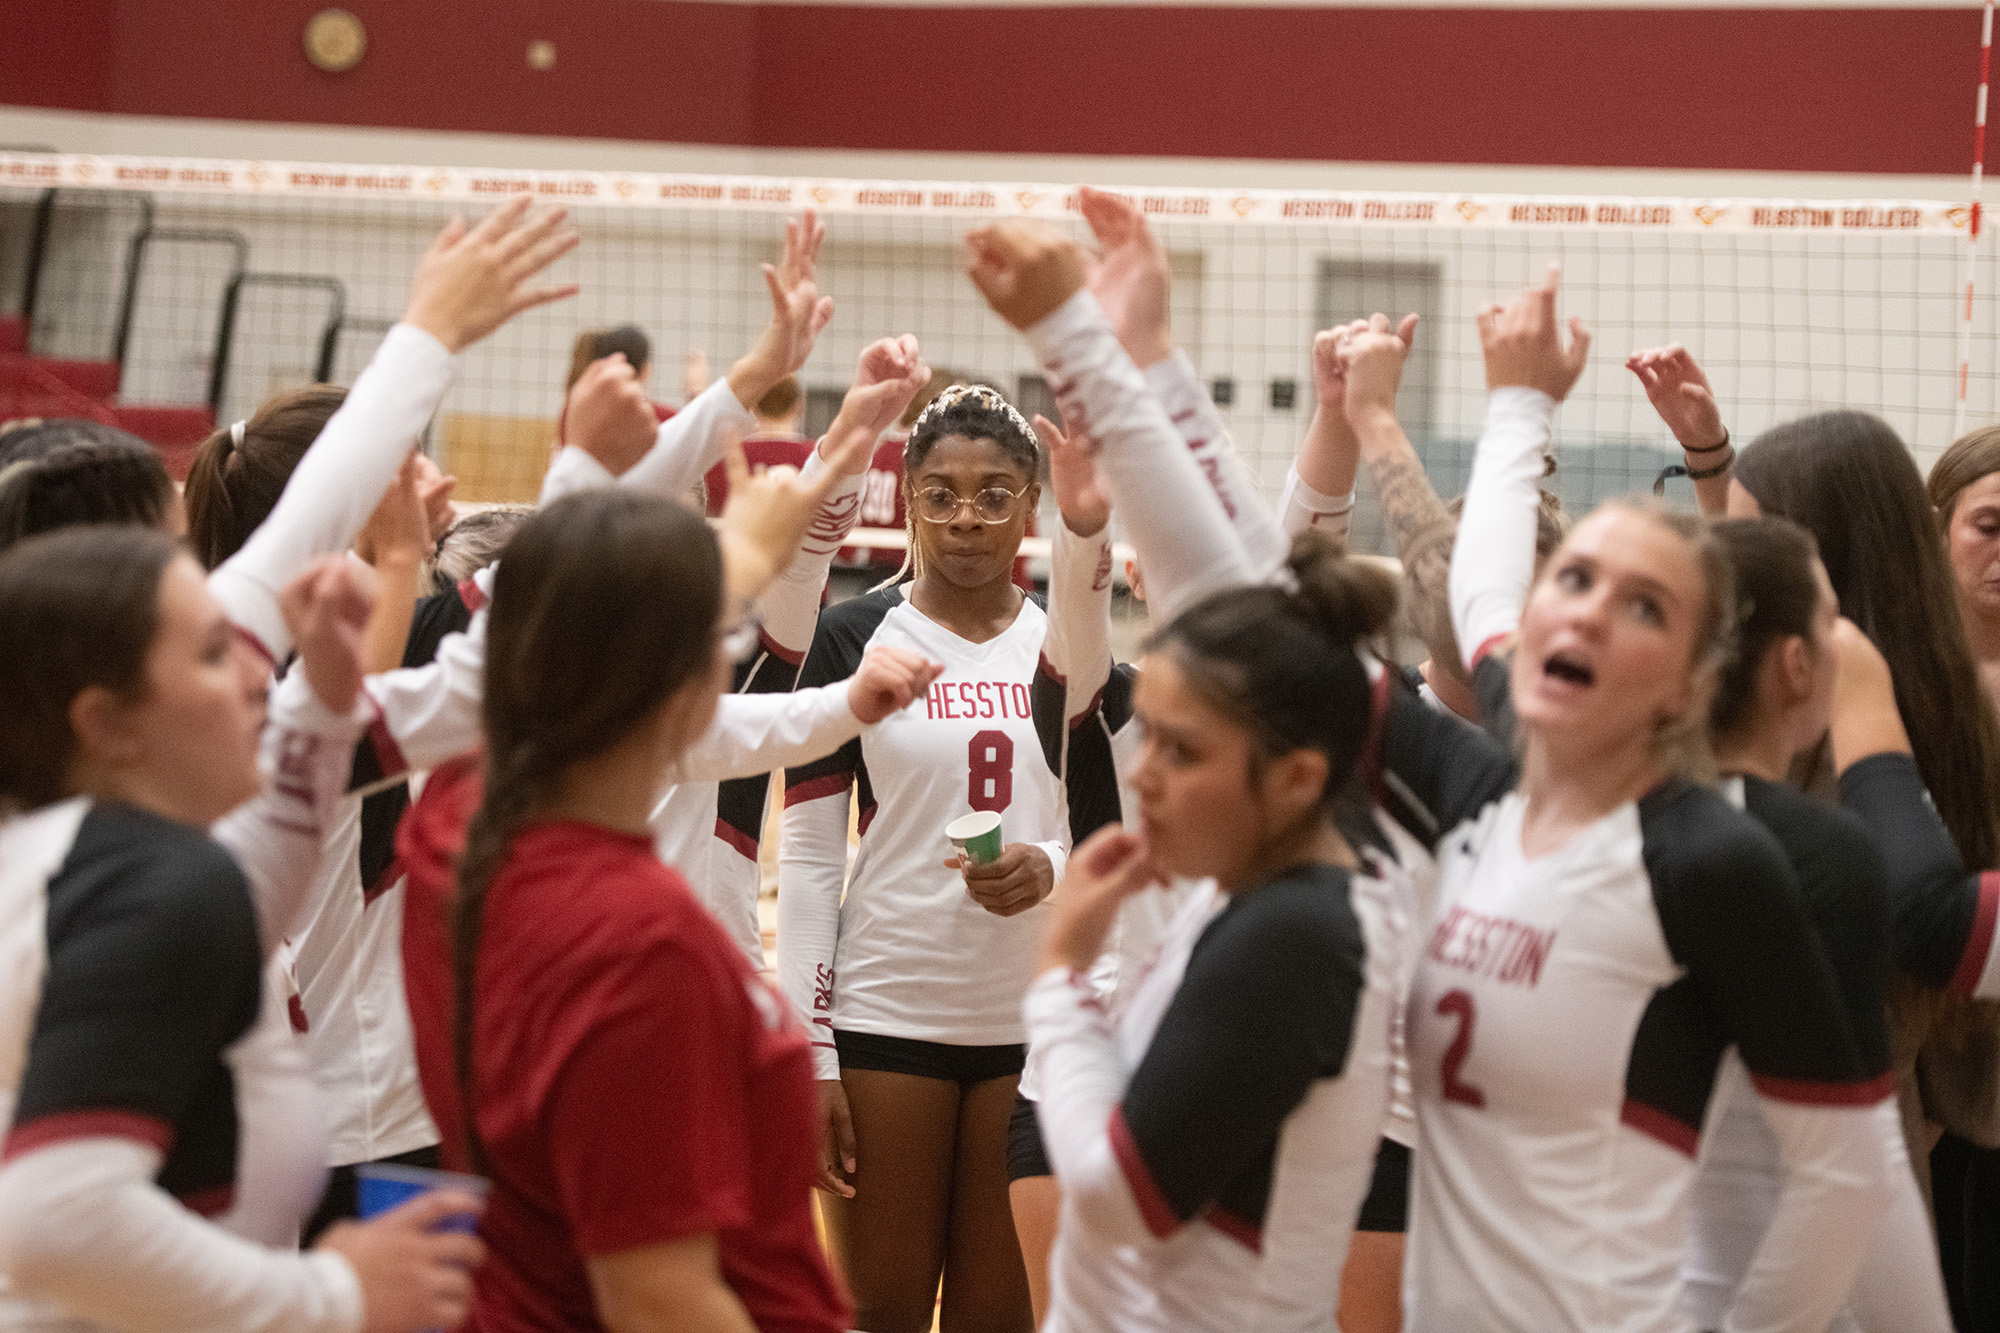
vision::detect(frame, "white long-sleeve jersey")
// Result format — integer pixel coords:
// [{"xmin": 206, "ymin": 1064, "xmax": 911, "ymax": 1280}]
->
[
  {"xmin": 209, "ymin": 323, "xmax": 455, "ymax": 666},
  {"xmin": 0, "ymin": 678, "xmax": 377, "ymax": 1333},
  {"xmin": 1032, "ymin": 345, "xmax": 1298, "ymax": 1033},
  {"xmin": 1027, "ymin": 300, "xmax": 1416, "ymax": 1148},
  {"xmin": 647, "ymin": 449, "xmax": 864, "ymax": 967},
  {"xmin": 1017, "ymin": 295, "xmax": 1418, "ymax": 1329},
  {"xmin": 1026, "ymin": 844, "xmax": 1409, "ymax": 1333},
  {"xmin": 1389, "ymin": 385, "xmax": 1901, "ymax": 1332}
]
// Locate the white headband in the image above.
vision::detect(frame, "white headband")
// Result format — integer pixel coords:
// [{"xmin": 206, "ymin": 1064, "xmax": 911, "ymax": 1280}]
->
[{"xmin": 910, "ymin": 383, "xmax": 1039, "ymax": 454}]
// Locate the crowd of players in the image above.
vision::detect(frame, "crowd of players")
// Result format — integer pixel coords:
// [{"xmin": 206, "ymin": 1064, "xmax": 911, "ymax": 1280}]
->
[{"xmin": 0, "ymin": 188, "xmax": 1998, "ymax": 1333}]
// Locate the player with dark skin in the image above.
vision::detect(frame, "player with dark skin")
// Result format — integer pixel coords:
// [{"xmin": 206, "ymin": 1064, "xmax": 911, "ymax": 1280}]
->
[{"xmin": 808, "ymin": 405, "xmax": 1048, "ymax": 1333}]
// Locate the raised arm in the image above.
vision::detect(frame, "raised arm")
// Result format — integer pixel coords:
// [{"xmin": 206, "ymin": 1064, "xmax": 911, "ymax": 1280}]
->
[
  {"xmin": 1448, "ymin": 266, "xmax": 1590, "ymax": 678},
  {"xmin": 1628, "ymin": 344, "xmax": 1733, "ymax": 516},
  {"xmin": 211, "ymin": 198, "xmax": 577, "ymax": 660},
  {"xmin": 966, "ymin": 221, "xmax": 1254, "ymax": 619},
  {"xmin": 1031, "ymin": 413, "xmax": 1128, "ymax": 845},
  {"xmin": 350, "ymin": 452, "xmax": 438, "ymax": 675},
  {"xmin": 1335, "ymin": 315, "xmax": 1472, "ymax": 691},
  {"xmin": 1077, "ymin": 186, "xmax": 1288, "ymax": 578},
  {"xmin": 213, "ymin": 558, "xmax": 377, "ymax": 954},
  {"xmin": 541, "ymin": 211, "xmax": 834, "ymax": 507},
  {"xmin": 758, "ymin": 336, "xmax": 930, "ymax": 656},
  {"xmin": 621, "ymin": 211, "xmax": 835, "ymax": 503}
]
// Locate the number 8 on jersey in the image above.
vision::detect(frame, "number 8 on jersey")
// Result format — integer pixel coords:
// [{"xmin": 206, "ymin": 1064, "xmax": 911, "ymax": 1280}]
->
[{"xmin": 969, "ymin": 730, "xmax": 1014, "ymax": 813}]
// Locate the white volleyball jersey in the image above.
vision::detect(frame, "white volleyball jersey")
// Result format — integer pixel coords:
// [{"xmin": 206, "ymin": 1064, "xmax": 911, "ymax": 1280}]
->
[
  {"xmin": 1681, "ymin": 774, "xmax": 1950, "ymax": 1333},
  {"xmin": 654, "ymin": 453, "xmax": 862, "ymax": 971},
  {"xmin": 779, "ymin": 587, "xmax": 1067, "ymax": 1077},
  {"xmin": 1377, "ymin": 660, "xmax": 1897, "ymax": 1333},
  {"xmin": 285, "ymin": 798, "xmax": 436, "ymax": 1168},
  {"xmin": 1033, "ymin": 522, "xmax": 1423, "ymax": 1147},
  {"xmin": 1027, "ymin": 854, "xmax": 1409, "ymax": 1333}
]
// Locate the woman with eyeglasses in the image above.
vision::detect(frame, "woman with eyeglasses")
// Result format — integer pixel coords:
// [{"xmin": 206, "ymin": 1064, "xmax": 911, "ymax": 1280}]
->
[{"xmin": 779, "ymin": 385, "xmax": 1063, "ymax": 1333}]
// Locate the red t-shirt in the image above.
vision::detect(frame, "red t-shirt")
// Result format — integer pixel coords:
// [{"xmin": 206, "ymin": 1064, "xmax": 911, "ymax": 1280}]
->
[
  {"xmin": 703, "ymin": 434, "xmax": 816, "ymax": 517},
  {"xmin": 398, "ymin": 756, "xmax": 850, "ymax": 1333}
]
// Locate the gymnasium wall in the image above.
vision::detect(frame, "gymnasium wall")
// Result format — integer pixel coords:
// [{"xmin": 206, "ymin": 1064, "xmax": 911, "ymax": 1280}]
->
[{"xmin": 0, "ymin": 1, "xmax": 1987, "ymax": 176}]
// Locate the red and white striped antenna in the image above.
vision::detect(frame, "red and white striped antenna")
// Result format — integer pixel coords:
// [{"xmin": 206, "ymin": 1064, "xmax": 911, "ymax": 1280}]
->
[{"xmin": 1957, "ymin": 0, "xmax": 1994, "ymax": 440}]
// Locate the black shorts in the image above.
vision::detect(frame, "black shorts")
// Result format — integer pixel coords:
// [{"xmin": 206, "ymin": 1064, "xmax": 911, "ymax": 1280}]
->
[
  {"xmin": 1008, "ymin": 1092, "xmax": 1052, "ymax": 1183},
  {"xmin": 1356, "ymin": 1136, "xmax": 1411, "ymax": 1234},
  {"xmin": 301, "ymin": 1143, "xmax": 442, "ymax": 1246},
  {"xmin": 834, "ymin": 1029, "xmax": 1026, "ymax": 1086}
]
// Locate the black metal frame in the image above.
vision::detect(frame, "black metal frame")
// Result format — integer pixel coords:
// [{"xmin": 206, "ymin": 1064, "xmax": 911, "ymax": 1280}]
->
[
  {"xmin": 325, "ymin": 313, "xmax": 398, "ymax": 373},
  {"xmin": 209, "ymin": 273, "xmax": 346, "ymax": 414},
  {"xmin": 112, "ymin": 226, "xmax": 250, "ymax": 367},
  {"xmin": 18, "ymin": 189, "xmax": 156, "ymax": 350}
]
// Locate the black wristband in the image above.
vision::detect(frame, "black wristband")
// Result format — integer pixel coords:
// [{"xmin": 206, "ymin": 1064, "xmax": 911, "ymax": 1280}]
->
[
  {"xmin": 1685, "ymin": 448, "xmax": 1735, "ymax": 479},
  {"xmin": 1653, "ymin": 448, "xmax": 1735, "ymax": 496},
  {"xmin": 1680, "ymin": 429, "xmax": 1731, "ymax": 456}
]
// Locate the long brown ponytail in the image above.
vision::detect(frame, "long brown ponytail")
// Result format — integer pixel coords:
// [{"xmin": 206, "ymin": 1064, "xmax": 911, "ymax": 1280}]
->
[
  {"xmin": 1735, "ymin": 411, "xmax": 2000, "ymax": 868},
  {"xmin": 183, "ymin": 384, "xmax": 348, "ymax": 569},
  {"xmin": 452, "ymin": 488, "xmax": 724, "ymax": 1171}
]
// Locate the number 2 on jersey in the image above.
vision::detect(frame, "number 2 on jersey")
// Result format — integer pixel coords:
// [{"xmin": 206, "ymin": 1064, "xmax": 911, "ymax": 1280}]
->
[
  {"xmin": 968, "ymin": 730, "xmax": 1014, "ymax": 813},
  {"xmin": 1436, "ymin": 989, "xmax": 1487, "ymax": 1109}
]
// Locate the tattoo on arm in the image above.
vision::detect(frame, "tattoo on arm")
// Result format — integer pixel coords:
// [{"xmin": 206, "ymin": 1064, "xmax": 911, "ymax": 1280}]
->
[{"xmin": 1365, "ymin": 442, "xmax": 1468, "ymax": 688}]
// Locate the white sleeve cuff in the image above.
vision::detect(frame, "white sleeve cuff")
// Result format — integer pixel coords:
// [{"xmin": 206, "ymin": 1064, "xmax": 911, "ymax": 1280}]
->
[
  {"xmin": 1278, "ymin": 464, "xmax": 1357, "ymax": 540},
  {"xmin": 1024, "ymin": 289, "xmax": 1110, "ymax": 364},
  {"xmin": 1484, "ymin": 386, "xmax": 1557, "ymax": 432},
  {"xmin": 538, "ymin": 444, "xmax": 618, "ymax": 504}
]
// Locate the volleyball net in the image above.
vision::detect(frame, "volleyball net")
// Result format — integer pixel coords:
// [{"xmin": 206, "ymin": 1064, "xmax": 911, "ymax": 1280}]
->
[{"xmin": 2, "ymin": 151, "xmax": 1994, "ymax": 560}]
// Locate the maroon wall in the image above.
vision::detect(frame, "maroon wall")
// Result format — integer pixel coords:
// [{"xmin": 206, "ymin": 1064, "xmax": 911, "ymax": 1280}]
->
[{"xmin": 1, "ymin": 1, "xmax": 1983, "ymax": 174}]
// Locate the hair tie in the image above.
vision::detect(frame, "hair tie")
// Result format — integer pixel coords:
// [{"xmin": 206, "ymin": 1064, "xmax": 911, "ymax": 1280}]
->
[{"xmin": 228, "ymin": 420, "xmax": 247, "ymax": 449}]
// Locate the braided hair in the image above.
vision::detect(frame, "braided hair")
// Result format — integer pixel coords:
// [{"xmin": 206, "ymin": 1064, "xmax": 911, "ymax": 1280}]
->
[
  {"xmin": 451, "ymin": 489, "xmax": 723, "ymax": 1172},
  {"xmin": 876, "ymin": 383, "xmax": 1042, "ymax": 589}
]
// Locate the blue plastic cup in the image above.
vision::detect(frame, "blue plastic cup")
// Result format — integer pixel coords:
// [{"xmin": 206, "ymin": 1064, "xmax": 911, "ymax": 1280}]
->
[{"xmin": 354, "ymin": 1161, "xmax": 488, "ymax": 1235}]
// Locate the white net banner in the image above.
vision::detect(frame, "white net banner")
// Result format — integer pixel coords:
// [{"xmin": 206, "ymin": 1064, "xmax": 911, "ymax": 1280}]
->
[
  {"xmin": 0, "ymin": 152, "xmax": 1973, "ymax": 236},
  {"xmin": 3, "ymin": 150, "xmax": 1994, "ymax": 555}
]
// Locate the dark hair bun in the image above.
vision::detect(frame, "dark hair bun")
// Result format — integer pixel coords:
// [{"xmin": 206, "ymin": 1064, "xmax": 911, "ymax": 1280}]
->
[{"xmin": 1285, "ymin": 532, "xmax": 1398, "ymax": 645}]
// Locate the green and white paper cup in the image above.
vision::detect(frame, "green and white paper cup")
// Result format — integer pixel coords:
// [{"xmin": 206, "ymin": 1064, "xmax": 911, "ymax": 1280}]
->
[{"xmin": 947, "ymin": 810, "xmax": 1004, "ymax": 866}]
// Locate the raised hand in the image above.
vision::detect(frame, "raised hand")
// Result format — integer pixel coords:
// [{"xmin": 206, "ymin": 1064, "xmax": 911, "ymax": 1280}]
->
[
  {"xmin": 682, "ymin": 346, "xmax": 711, "ymax": 402},
  {"xmin": 846, "ymin": 644, "xmax": 945, "ymax": 724},
  {"xmin": 820, "ymin": 335, "xmax": 930, "ymax": 476},
  {"xmin": 1626, "ymin": 344, "xmax": 1726, "ymax": 452},
  {"xmin": 1310, "ymin": 319, "xmax": 1365, "ymax": 420},
  {"xmin": 353, "ymin": 451, "xmax": 436, "ymax": 569},
  {"xmin": 1036, "ymin": 825, "xmax": 1160, "ymax": 972},
  {"xmin": 715, "ymin": 434, "xmax": 855, "ymax": 607},
  {"xmin": 565, "ymin": 353, "xmax": 658, "ymax": 478},
  {"xmin": 964, "ymin": 221, "xmax": 1091, "ymax": 331},
  {"xmin": 1338, "ymin": 312, "xmax": 1420, "ymax": 428},
  {"xmin": 411, "ymin": 454, "xmax": 458, "ymax": 546},
  {"xmin": 317, "ymin": 1189, "xmax": 486, "ymax": 1333},
  {"xmin": 403, "ymin": 196, "xmax": 580, "ymax": 353},
  {"xmin": 279, "ymin": 554, "xmax": 376, "ymax": 715},
  {"xmin": 1077, "ymin": 187, "xmax": 1172, "ymax": 367},
  {"xmin": 947, "ymin": 843, "xmax": 1056, "ymax": 918},
  {"xmin": 729, "ymin": 210, "xmax": 836, "ymax": 407},
  {"xmin": 1038, "ymin": 412, "xmax": 1110, "ymax": 539},
  {"xmin": 1476, "ymin": 264, "xmax": 1591, "ymax": 401}
]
